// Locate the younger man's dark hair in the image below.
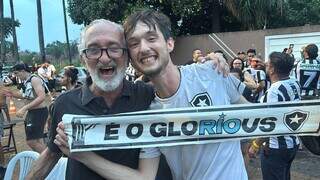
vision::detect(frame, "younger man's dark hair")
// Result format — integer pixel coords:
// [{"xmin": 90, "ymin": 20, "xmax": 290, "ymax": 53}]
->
[
  {"xmin": 123, "ymin": 9, "xmax": 172, "ymax": 41},
  {"xmin": 269, "ymin": 52, "xmax": 294, "ymax": 76}
]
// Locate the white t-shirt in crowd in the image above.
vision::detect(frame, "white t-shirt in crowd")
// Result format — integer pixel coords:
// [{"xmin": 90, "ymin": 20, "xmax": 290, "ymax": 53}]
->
[
  {"xmin": 154, "ymin": 61, "xmax": 248, "ymax": 180},
  {"xmin": 37, "ymin": 67, "xmax": 48, "ymax": 82}
]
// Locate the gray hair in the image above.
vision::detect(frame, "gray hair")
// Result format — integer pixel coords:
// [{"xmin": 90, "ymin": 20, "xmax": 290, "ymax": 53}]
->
[{"xmin": 78, "ymin": 19, "xmax": 124, "ymax": 55}]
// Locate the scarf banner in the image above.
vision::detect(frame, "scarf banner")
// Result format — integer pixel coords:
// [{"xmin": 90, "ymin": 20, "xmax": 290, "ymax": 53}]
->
[{"xmin": 63, "ymin": 100, "xmax": 320, "ymax": 152}]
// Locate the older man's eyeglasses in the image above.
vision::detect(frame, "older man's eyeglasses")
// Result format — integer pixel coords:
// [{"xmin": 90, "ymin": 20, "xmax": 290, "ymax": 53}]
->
[{"xmin": 82, "ymin": 47, "xmax": 127, "ymax": 60}]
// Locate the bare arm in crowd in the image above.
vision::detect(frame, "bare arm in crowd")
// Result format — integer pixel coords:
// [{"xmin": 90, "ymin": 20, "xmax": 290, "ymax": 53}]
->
[{"xmin": 25, "ymin": 148, "xmax": 61, "ymax": 180}]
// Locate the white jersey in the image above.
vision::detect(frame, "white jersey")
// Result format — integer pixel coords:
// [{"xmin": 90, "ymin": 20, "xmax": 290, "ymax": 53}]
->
[
  {"xmin": 154, "ymin": 61, "xmax": 247, "ymax": 180},
  {"xmin": 260, "ymin": 78, "xmax": 301, "ymax": 149}
]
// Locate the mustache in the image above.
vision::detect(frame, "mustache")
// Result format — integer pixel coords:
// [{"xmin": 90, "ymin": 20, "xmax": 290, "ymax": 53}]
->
[
  {"xmin": 139, "ymin": 50, "xmax": 157, "ymax": 60},
  {"xmin": 96, "ymin": 61, "xmax": 117, "ymax": 68}
]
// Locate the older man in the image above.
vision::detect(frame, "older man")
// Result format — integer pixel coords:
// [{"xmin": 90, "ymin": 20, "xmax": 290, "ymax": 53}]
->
[{"xmin": 26, "ymin": 19, "xmax": 159, "ymax": 179}]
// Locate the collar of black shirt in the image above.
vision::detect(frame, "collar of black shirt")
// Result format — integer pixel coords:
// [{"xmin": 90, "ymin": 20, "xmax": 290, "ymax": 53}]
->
[{"xmin": 81, "ymin": 79, "xmax": 133, "ymax": 105}]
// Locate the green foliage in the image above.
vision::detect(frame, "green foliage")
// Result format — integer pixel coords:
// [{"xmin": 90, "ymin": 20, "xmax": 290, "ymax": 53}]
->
[
  {"xmin": 67, "ymin": 0, "xmax": 320, "ymax": 35},
  {"xmin": 286, "ymin": 0, "xmax": 320, "ymax": 26},
  {"xmin": 45, "ymin": 40, "xmax": 79, "ymax": 60},
  {"xmin": 68, "ymin": 0, "xmax": 131, "ymax": 24},
  {"xmin": 19, "ymin": 50, "xmax": 40, "ymax": 65},
  {"xmin": 2, "ymin": 17, "xmax": 20, "ymax": 38}
]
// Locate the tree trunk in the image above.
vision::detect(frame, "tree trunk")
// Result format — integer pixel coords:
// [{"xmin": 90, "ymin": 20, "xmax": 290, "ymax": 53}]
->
[
  {"xmin": 36, "ymin": 0, "xmax": 46, "ymax": 62},
  {"xmin": 0, "ymin": 0, "xmax": 5, "ymax": 64},
  {"xmin": 9, "ymin": 0, "xmax": 19, "ymax": 62},
  {"xmin": 62, "ymin": 0, "xmax": 72, "ymax": 65},
  {"xmin": 211, "ymin": 0, "xmax": 221, "ymax": 32}
]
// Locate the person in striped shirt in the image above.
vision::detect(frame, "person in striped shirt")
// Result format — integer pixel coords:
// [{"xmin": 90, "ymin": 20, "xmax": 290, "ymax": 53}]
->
[
  {"xmin": 295, "ymin": 43, "xmax": 320, "ymax": 99},
  {"xmin": 245, "ymin": 57, "xmax": 267, "ymax": 102},
  {"xmin": 248, "ymin": 52, "xmax": 301, "ymax": 180}
]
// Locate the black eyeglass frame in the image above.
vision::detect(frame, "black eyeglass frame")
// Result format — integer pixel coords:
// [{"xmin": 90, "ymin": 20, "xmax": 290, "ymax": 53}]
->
[{"xmin": 82, "ymin": 47, "xmax": 127, "ymax": 60}]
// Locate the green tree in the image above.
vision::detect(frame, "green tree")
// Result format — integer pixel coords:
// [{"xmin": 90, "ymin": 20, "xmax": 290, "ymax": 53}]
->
[
  {"xmin": 67, "ymin": 0, "xmax": 320, "ymax": 36},
  {"xmin": 20, "ymin": 50, "xmax": 40, "ymax": 65},
  {"xmin": 46, "ymin": 41, "xmax": 65, "ymax": 60},
  {"xmin": 1, "ymin": 17, "xmax": 20, "ymax": 38},
  {"xmin": 286, "ymin": 0, "xmax": 320, "ymax": 26},
  {"xmin": 46, "ymin": 40, "xmax": 79, "ymax": 61}
]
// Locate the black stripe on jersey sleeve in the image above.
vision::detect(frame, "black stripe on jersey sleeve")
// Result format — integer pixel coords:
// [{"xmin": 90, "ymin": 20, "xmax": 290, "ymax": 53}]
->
[
  {"xmin": 290, "ymin": 84, "xmax": 300, "ymax": 100},
  {"xmin": 278, "ymin": 84, "xmax": 290, "ymax": 101},
  {"xmin": 257, "ymin": 71, "xmax": 261, "ymax": 82},
  {"xmin": 262, "ymin": 92, "xmax": 268, "ymax": 102},
  {"xmin": 277, "ymin": 94, "xmax": 284, "ymax": 101}
]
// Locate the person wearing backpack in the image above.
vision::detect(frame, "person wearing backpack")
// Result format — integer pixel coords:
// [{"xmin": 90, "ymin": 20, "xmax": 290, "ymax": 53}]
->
[{"xmin": 3, "ymin": 62, "xmax": 48, "ymax": 153}]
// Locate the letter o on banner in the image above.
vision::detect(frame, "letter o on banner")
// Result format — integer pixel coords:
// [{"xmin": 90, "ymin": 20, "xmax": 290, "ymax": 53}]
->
[
  {"xmin": 126, "ymin": 123, "xmax": 143, "ymax": 139},
  {"xmin": 223, "ymin": 119, "xmax": 241, "ymax": 134},
  {"xmin": 181, "ymin": 121, "xmax": 198, "ymax": 136}
]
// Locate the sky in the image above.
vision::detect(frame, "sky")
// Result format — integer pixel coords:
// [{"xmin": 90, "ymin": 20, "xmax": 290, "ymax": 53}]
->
[{"xmin": 3, "ymin": 0, "xmax": 83, "ymax": 52}]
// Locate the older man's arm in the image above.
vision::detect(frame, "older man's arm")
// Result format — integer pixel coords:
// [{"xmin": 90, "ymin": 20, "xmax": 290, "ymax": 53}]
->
[
  {"xmin": 55, "ymin": 122, "xmax": 160, "ymax": 180},
  {"xmin": 25, "ymin": 148, "xmax": 61, "ymax": 180},
  {"xmin": 70, "ymin": 152, "xmax": 160, "ymax": 180}
]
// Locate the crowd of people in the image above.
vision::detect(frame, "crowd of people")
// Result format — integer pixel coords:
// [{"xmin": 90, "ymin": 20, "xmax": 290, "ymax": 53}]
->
[
  {"xmin": 0, "ymin": 60, "xmax": 83, "ymax": 178},
  {"xmin": 177, "ymin": 42, "xmax": 320, "ymax": 180},
  {"xmin": 0, "ymin": 8, "xmax": 319, "ymax": 180}
]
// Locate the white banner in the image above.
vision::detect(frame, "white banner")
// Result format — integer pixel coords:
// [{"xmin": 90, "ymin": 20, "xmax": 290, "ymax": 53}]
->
[{"xmin": 63, "ymin": 100, "xmax": 320, "ymax": 152}]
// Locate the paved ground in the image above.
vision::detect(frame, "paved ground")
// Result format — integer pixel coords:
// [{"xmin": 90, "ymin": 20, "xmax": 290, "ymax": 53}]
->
[{"xmin": 4, "ymin": 98, "xmax": 320, "ymax": 179}]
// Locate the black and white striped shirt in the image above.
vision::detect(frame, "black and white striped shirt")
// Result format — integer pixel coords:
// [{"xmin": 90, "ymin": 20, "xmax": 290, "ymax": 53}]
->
[
  {"xmin": 261, "ymin": 78, "xmax": 301, "ymax": 149},
  {"xmin": 245, "ymin": 68, "xmax": 267, "ymax": 102},
  {"xmin": 295, "ymin": 59, "xmax": 320, "ymax": 97}
]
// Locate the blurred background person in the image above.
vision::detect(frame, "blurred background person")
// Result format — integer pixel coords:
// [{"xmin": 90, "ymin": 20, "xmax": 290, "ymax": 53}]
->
[
  {"xmin": 186, "ymin": 48, "xmax": 205, "ymax": 64},
  {"xmin": 4, "ymin": 63, "xmax": 48, "ymax": 153},
  {"xmin": 230, "ymin": 57, "xmax": 258, "ymax": 92},
  {"xmin": 245, "ymin": 56, "xmax": 267, "ymax": 102},
  {"xmin": 230, "ymin": 68, "xmax": 253, "ymax": 102},
  {"xmin": 37, "ymin": 63, "xmax": 50, "ymax": 90},
  {"xmin": 58, "ymin": 66, "xmax": 82, "ymax": 92},
  {"xmin": 246, "ymin": 49, "xmax": 256, "ymax": 68},
  {"xmin": 295, "ymin": 43, "xmax": 320, "ymax": 99},
  {"xmin": 249, "ymin": 52, "xmax": 300, "ymax": 180},
  {"xmin": 46, "ymin": 61, "xmax": 56, "ymax": 92},
  {"xmin": 237, "ymin": 51, "xmax": 247, "ymax": 62}
]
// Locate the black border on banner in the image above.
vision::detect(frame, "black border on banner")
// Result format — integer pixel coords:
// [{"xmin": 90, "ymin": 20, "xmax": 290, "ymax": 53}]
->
[
  {"xmin": 71, "ymin": 131, "xmax": 319, "ymax": 149},
  {"xmin": 71, "ymin": 100, "xmax": 320, "ymax": 119},
  {"xmin": 69, "ymin": 100, "xmax": 320, "ymax": 150}
]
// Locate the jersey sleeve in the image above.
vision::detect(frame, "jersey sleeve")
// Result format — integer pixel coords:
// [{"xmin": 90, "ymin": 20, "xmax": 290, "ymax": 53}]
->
[
  {"xmin": 225, "ymin": 75, "xmax": 242, "ymax": 103},
  {"xmin": 180, "ymin": 60, "xmax": 219, "ymax": 80},
  {"xmin": 264, "ymin": 89, "xmax": 279, "ymax": 103},
  {"xmin": 257, "ymin": 70, "xmax": 266, "ymax": 82},
  {"xmin": 139, "ymin": 148, "xmax": 161, "ymax": 159}
]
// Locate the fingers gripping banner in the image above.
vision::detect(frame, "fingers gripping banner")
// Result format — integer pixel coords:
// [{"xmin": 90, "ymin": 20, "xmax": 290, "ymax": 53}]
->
[{"xmin": 63, "ymin": 100, "xmax": 320, "ymax": 152}]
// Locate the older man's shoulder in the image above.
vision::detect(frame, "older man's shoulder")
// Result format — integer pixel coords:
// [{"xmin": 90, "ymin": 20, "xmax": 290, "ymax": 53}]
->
[
  {"xmin": 54, "ymin": 87, "xmax": 82, "ymax": 104},
  {"xmin": 129, "ymin": 80, "xmax": 154, "ymax": 94}
]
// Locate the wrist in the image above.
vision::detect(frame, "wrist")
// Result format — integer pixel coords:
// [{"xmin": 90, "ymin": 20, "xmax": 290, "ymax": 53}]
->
[{"xmin": 252, "ymin": 140, "xmax": 260, "ymax": 151}]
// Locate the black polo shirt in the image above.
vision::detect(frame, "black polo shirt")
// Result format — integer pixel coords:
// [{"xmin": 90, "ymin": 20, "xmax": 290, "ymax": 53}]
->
[{"xmin": 48, "ymin": 80, "xmax": 155, "ymax": 180}]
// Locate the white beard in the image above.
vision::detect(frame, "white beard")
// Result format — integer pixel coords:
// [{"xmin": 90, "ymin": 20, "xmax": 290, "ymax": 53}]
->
[{"xmin": 90, "ymin": 65, "xmax": 127, "ymax": 92}]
